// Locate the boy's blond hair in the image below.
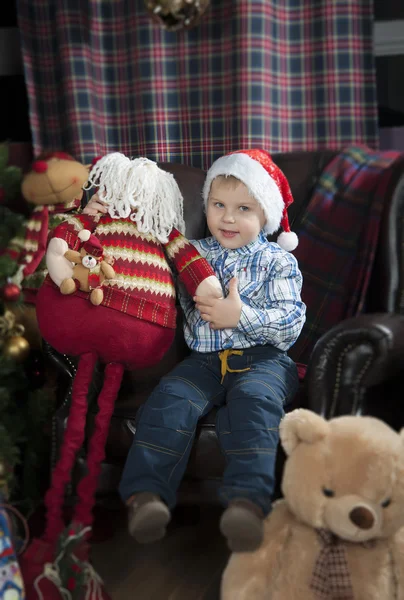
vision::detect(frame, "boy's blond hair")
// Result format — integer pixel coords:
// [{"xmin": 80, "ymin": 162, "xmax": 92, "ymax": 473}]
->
[{"xmin": 212, "ymin": 174, "xmax": 251, "ymax": 194}]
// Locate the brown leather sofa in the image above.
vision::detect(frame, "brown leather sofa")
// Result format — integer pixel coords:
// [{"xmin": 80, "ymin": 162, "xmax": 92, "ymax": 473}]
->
[{"xmin": 44, "ymin": 149, "xmax": 404, "ymax": 507}]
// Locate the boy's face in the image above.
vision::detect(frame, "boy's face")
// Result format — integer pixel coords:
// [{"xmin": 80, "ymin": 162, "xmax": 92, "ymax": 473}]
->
[{"xmin": 206, "ymin": 179, "xmax": 266, "ymax": 249}]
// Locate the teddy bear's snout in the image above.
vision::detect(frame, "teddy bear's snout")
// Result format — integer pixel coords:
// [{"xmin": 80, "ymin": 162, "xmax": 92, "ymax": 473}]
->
[
  {"xmin": 323, "ymin": 495, "xmax": 381, "ymax": 541},
  {"xmin": 349, "ymin": 506, "xmax": 374, "ymax": 530},
  {"xmin": 83, "ymin": 255, "xmax": 97, "ymax": 269}
]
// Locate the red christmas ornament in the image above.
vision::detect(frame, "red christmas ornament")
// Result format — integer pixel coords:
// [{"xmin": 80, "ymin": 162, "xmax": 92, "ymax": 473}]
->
[
  {"xmin": 0, "ymin": 186, "xmax": 5, "ymax": 203},
  {"xmin": 2, "ymin": 282, "xmax": 21, "ymax": 302}
]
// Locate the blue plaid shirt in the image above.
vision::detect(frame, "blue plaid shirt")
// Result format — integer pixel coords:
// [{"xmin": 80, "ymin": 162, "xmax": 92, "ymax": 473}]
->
[{"xmin": 178, "ymin": 231, "xmax": 306, "ymax": 353}]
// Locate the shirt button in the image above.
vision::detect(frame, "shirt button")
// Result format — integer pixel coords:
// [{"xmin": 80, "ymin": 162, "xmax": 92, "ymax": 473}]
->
[{"xmin": 222, "ymin": 338, "xmax": 233, "ymax": 349}]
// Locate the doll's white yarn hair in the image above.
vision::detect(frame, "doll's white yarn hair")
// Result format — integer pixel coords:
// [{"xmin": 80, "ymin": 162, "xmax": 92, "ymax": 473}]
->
[{"xmin": 86, "ymin": 152, "xmax": 186, "ymax": 243}]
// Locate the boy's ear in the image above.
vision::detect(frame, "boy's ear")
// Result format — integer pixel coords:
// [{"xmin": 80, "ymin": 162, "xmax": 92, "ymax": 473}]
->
[{"xmin": 280, "ymin": 409, "xmax": 329, "ymax": 456}]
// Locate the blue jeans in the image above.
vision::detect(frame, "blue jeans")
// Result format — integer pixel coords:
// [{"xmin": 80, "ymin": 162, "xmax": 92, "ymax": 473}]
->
[{"xmin": 119, "ymin": 345, "xmax": 298, "ymax": 515}]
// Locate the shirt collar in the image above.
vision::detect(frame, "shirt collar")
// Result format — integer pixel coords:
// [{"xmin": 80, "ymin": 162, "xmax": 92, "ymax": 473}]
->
[{"xmin": 212, "ymin": 230, "xmax": 267, "ymax": 256}]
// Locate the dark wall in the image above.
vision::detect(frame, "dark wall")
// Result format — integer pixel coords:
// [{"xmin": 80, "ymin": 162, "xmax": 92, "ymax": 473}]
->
[
  {"xmin": 375, "ymin": 1, "xmax": 404, "ymax": 21},
  {"xmin": 377, "ymin": 55, "xmax": 404, "ymax": 127},
  {"xmin": 0, "ymin": 0, "xmax": 31, "ymax": 142},
  {"xmin": 375, "ymin": 1, "xmax": 404, "ymax": 128}
]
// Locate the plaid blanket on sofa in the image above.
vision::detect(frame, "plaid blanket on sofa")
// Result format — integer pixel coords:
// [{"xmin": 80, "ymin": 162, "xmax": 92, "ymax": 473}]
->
[{"xmin": 290, "ymin": 146, "xmax": 402, "ymax": 368}]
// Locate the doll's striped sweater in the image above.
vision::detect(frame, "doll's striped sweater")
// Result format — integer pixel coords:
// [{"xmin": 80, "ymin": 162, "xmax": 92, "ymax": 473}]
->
[{"xmin": 45, "ymin": 213, "xmax": 214, "ymax": 329}]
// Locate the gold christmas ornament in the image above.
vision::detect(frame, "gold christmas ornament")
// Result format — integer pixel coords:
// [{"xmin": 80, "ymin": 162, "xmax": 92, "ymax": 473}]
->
[
  {"xmin": 0, "ymin": 309, "xmax": 30, "ymax": 361},
  {"xmin": 144, "ymin": 0, "xmax": 210, "ymax": 31},
  {"xmin": 3, "ymin": 335, "xmax": 30, "ymax": 362}
]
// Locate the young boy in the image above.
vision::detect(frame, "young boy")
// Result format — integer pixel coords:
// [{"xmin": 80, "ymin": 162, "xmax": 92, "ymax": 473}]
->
[{"xmin": 84, "ymin": 149, "xmax": 306, "ymax": 552}]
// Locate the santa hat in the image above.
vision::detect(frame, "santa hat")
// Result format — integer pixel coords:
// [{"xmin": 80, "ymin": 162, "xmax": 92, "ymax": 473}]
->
[
  {"xmin": 202, "ymin": 149, "xmax": 298, "ymax": 251},
  {"xmin": 78, "ymin": 230, "xmax": 104, "ymax": 259}
]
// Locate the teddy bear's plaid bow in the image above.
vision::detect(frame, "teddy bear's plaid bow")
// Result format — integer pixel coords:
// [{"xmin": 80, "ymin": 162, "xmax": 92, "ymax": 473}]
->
[{"xmin": 310, "ymin": 529, "xmax": 375, "ymax": 599}]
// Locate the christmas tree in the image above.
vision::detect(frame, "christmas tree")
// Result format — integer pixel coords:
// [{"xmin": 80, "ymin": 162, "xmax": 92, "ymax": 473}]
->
[
  {"xmin": 0, "ymin": 143, "xmax": 26, "ymax": 303},
  {"xmin": 0, "ymin": 143, "xmax": 54, "ymax": 515}
]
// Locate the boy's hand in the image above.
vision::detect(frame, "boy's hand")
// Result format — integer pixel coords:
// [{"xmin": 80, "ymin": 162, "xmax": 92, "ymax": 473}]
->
[
  {"xmin": 194, "ymin": 275, "xmax": 223, "ymax": 300},
  {"xmin": 82, "ymin": 193, "xmax": 108, "ymax": 216},
  {"xmin": 194, "ymin": 278, "xmax": 242, "ymax": 329}
]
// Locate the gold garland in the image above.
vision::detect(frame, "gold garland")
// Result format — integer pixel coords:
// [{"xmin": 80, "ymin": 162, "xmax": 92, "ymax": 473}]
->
[
  {"xmin": 0, "ymin": 310, "xmax": 25, "ymax": 342},
  {"xmin": 0, "ymin": 310, "xmax": 25, "ymax": 339}
]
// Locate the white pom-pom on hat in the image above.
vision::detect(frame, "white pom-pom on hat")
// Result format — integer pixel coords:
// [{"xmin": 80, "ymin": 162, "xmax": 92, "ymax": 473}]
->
[
  {"xmin": 277, "ymin": 231, "xmax": 298, "ymax": 252},
  {"xmin": 203, "ymin": 149, "xmax": 298, "ymax": 252},
  {"xmin": 78, "ymin": 229, "xmax": 91, "ymax": 242}
]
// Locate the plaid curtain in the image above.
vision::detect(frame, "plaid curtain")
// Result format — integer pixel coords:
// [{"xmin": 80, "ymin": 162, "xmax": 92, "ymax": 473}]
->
[{"xmin": 17, "ymin": 0, "xmax": 378, "ymax": 168}]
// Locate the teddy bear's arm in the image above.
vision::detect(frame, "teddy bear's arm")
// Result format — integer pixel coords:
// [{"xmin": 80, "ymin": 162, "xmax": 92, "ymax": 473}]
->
[
  {"xmin": 221, "ymin": 501, "xmax": 292, "ymax": 600},
  {"xmin": 391, "ymin": 528, "xmax": 404, "ymax": 599},
  {"xmin": 100, "ymin": 260, "xmax": 115, "ymax": 280},
  {"xmin": 64, "ymin": 250, "xmax": 82, "ymax": 264}
]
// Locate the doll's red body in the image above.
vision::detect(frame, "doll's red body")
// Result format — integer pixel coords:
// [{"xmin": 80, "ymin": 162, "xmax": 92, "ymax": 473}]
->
[{"xmin": 37, "ymin": 284, "xmax": 174, "ymax": 368}]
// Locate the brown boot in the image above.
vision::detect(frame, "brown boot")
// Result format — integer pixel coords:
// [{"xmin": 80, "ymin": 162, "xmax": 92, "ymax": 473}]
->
[
  {"xmin": 220, "ymin": 498, "xmax": 265, "ymax": 552},
  {"xmin": 127, "ymin": 492, "xmax": 171, "ymax": 544}
]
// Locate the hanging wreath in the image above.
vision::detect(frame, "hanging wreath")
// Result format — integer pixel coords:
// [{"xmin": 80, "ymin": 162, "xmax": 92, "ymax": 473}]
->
[{"xmin": 144, "ymin": 0, "xmax": 210, "ymax": 31}]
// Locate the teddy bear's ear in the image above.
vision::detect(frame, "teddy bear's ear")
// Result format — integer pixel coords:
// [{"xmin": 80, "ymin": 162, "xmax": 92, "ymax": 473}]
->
[{"xmin": 280, "ymin": 409, "xmax": 330, "ymax": 456}]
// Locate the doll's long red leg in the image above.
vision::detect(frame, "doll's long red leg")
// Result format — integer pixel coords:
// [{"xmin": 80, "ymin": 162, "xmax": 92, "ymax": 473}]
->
[
  {"xmin": 43, "ymin": 352, "xmax": 98, "ymax": 543},
  {"xmin": 73, "ymin": 362, "xmax": 124, "ymax": 529}
]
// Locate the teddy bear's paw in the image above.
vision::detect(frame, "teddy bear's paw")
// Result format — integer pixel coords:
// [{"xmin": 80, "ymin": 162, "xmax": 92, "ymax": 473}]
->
[
  {"xmin": 60, "ymin": 278, "xmax": 78, "ymax": 295},
  {"xmin": 90, "ymin": 288, "xmax": 104, "ymax": 306}
]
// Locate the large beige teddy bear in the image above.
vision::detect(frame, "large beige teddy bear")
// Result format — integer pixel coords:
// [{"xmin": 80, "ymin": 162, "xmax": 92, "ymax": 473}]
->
[{"xmin": 221, "ymin": 409, "xmax": 404, "ymax": 600}]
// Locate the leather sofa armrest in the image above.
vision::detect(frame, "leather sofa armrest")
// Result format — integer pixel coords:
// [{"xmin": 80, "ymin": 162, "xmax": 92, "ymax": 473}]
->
[
  {"xmin": 305, "ymin": 313, "xmax": 404, "ymax": 418},
  {"xmin": 42, "ymin": 339, "xmax": 78, "ymax": 380}
]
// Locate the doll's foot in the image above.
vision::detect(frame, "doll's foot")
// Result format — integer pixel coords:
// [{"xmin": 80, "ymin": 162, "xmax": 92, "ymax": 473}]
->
[
  {"xmin": 127, "ymin": 492, "xmax": 171, "ymax": 544},
  {"xmin": 220, "ymin": 499, "xmax": 264, "ymax": 553}
]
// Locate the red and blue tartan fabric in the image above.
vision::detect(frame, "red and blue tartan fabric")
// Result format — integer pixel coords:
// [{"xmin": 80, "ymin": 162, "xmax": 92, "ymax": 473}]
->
[
  {"xmin": 17, "ymin": 0, "xmax": 377, "ymax": 167},
  {"xmin": 290, "ymin": 146, "xmax": 403, "ymax": 369}
]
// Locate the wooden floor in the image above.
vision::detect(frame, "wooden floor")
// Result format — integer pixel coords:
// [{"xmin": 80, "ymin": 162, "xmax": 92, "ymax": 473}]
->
[{"xmin": 92, "ymin": 506, "xmax": 230, "ymax": 600}]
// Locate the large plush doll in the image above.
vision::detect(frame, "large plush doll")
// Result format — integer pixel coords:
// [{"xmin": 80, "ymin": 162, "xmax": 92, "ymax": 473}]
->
[{"xmin": 21, "ymin": 153, "xmax": 222, "ymax": 600}]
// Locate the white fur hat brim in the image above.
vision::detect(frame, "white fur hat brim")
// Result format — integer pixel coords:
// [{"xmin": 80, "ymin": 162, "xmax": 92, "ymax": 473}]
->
[{"xmin": 202, "ymin": 153, "xmax": 284, "ymax": 236}]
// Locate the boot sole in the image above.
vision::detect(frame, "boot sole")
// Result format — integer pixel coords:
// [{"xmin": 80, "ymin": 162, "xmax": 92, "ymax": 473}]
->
[
  {"xmin": 220, "ymin": 505, "xmax": 263, "ymax": 553},
  {"xmin": 129, "ymin": 502, "xmax": 171, "ymax": 544}
]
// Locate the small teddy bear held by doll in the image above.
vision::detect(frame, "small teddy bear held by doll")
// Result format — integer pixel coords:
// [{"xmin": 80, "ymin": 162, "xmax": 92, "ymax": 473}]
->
[
  {"xmin": 221, "ymin": 408, "xmax": 404, "ymax": 600},
  {"xmin": 60, "ymin": 229, "xmax": 115, "ymax": 305}
]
